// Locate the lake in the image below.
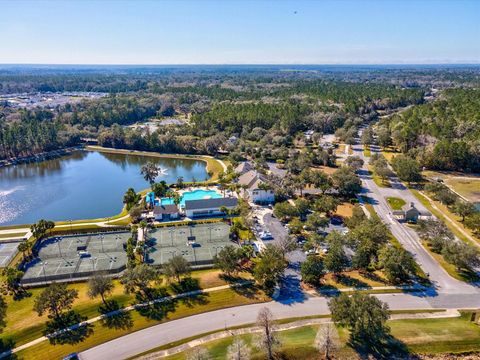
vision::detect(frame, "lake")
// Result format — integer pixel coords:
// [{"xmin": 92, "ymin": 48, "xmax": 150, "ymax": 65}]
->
[{"xmin": 0, "ymin": 150, "xmax": 209, "ymax": 225}]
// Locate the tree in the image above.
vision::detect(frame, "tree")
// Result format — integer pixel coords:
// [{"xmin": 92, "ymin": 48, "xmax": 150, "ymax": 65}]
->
[
  {"xmin": 273, "ymin": 201, "xmax": 298, "ymax": 221},
  {"xmin": 345, "ymin": 156, "xmax": 364, "ymax": 171},
  {"xmin": 465, "ymin": 212, "xmax": 480, "ymax": 235},
  {"xmin": 0, "ymin": 295, "xmax": 6, "ymax": 334},
  {"xmin": 140, "ymin": 161, "xmax": 160, "ymax": 188},
  {"xmin": 121, "ymin": 264, "xmax": 158, "ymax": 299},
  {"xmin": 30, "ymin": 219, "xmax": 55, "ymax": 240},
  {"xmin": 376, "ymin": 126, "xmax": 392, "ymax": 148},
  {"xmin": 453, "ymin": 200, "xmax": 476, "ymax": 222},
  {"xmin": 378, "ymin": 246, "xmax": 416, "ymax": 284},
  {"xmin": 163, "ymin": 255, "xmax": 191, "ymax": 282},
  {"xmin": 332, "ymin": 166, "xmax": 362, "ymax": 198},
  {"xmin": 88, "ymin": 274, "xmax": 114, "ymax": 306},
  {"xmin": 344, "ymin": 205, "xmax": 367, "ymax": 229},
  {"xmin": 301, "ymin": 256, "xmax": 324, "ymax": 285},
  {"xmin": 315, "ymin": 323, "xmax": 339, "ymax": 360},
  {"xmin": 324, "ymin": 233, "xmax": 348, "ymax": 276},
  {"xmin": 214, "ymin": 246, "xmax": 241, "ymax": 276},
  {"xmin": 294, "ymin": 198, "xmax": 310, "ymax": 220},
  {"xmin": 2, "ymin": 267, "xmax": 24, "ymax": 296},
  {"xmin": 18, "ymin": 241, "xmax": 30, "ymax": 260},
  {"xmin": 227, "ymin": 337, "xmax": 251, "ymax": 360},
  {"xmin": 305, "ymin": 212, "xmax": 329, "ymax": 232},
  {"xmin": 442, "ymin": 242, "xmax": 480, "ymax": 270},
  {"xmin": 277, "ymin": 235, "xmax": 298, "ymax": 259},
  {"xmin": 361, "ymin": 127, "xmax": 374, "ymax": 146},
  {"xmin": 186, "ymin": 347, "xmax": 211, "ymax": 360},
  {"xmin": 176, "ymin": 176, "xmax": 185, "ymax": 189},
  {"xmin": 152, "ymin": 181, "xmax": 169, "ymax": 197},
  {"xmin": 329, "ymin": 292, "xmax": 390, "ymax": 344},
  {"xmin": 129, "ymin": 205, "xmax": 143, "ymax": 222},
  {"xmin": 391, "ymin": 155, "xmax": 421, "ymax": 184},
  {"xmin": 34, "ymin": 283, "xmax": 79, "ymax": 320},
  {"xmin": 253, "ymin": 245, "xmax": 287, "ymax": 294},
  {"xmin": 256, "ymin": 307, "xmax": 279, "ymax": 360},
  {"xmin": 123, "ymin": 188, "xmax": 140, "ymax": 211},
  {"xmin": 314, "ymin": 195, "xmax": 339, "ymax": 216}
]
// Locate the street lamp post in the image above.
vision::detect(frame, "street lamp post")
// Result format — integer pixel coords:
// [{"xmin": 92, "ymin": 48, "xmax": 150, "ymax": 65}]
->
[
  {"xmin": 57, "ymin": 238, "xmax": 62, "ymax": 257},
  {"xmin": 91, "ymin": 257, "xmax": 97, "ymax": 271}
]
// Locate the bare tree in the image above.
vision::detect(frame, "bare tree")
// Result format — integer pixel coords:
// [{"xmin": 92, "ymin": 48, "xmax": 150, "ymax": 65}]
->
[
  {"xmin": 315, "ymin": 323, "xmax": 339, "ymax": 360},
  {"xmin": 186, "ymin": 346, "xmax": 211, "ymax": 360},
  {"xmin": 256, "ymin": 307, "xmax": 279, "ymax": 360},
  {"xmin": 227, "ymin": 337, "xmax": 251, "ymax": 360}
]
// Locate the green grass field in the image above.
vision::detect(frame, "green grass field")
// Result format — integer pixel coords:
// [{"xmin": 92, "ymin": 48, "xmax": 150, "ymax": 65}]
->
[
  {"xmin": 2, "ymin": 269, "xmax": 260, "ymax": 354},
  {"xmin": 159, "ymin": 313, "xmax": 480, "ymax": 360},
  {"xmin": 386, "ymin": 197, "xmax": 406, "ymax": 210}
]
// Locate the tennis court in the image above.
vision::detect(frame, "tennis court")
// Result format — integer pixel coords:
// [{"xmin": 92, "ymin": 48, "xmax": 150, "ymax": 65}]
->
[
  {"xmin": 22, "ymin": 232, "xmax": 129, "ymax": 285},
  {"xmin": 146, "ymin": 222, "xmax": 236, "ymax": 267},
  {"xmin": 0, "ymin": 242, "xmax": 19, "ymax": 267}
]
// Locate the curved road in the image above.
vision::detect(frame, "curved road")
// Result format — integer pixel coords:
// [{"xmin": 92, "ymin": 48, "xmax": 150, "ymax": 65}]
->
[
  {"xmin": 80, "ymin": 291, "xmax": 480, "ymax": 360},
  {"xmin": 80, "ymin": 137, "xmax": 480, "ymax": 360}
]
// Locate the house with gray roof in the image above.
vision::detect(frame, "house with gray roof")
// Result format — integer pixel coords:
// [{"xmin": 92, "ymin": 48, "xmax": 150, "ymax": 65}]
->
[
  {"xmin": 237, "ymin": 169, "xmax": 275, "ymax": 204},
  {"xmin": 184, "ymin": 197, "xmax": 238, "ymax": 218},
  {"xmin": 153, "ymin": 204, "xmax": 180, "ymax": 221}
]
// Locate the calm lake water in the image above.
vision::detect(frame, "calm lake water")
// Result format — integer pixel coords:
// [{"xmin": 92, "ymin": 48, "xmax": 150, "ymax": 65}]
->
[{"xmin": 0, "ymin": 150, "xmax": 209, "ymax": 225}]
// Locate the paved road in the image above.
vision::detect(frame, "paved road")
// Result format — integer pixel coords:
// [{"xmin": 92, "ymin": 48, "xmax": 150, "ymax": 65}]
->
[
  {"xmin": 79, "ymin": 291, "xmax": 480, "ymax": 360},
  {"xmin": 353, "ymin": 138, "xmax": 478, "ymax": 294}
]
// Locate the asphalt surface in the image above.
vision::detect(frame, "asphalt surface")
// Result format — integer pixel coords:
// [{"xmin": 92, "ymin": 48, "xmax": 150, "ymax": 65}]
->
[
  {"xmin": 353, "ymin": 137, "xmax": 478, "ymax": 294},
  {"xmin": 79, "ymin": 290, "xmax": 480, "ymax": 360},
  {"xmin": 80, "ymin": 136, "xmax": 480, "ymax": 360}
]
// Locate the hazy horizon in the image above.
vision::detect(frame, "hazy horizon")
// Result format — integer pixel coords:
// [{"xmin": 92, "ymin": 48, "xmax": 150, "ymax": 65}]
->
[{"xmin": 1, "ymin": 0, "xmax": 479, "ymax": 65}]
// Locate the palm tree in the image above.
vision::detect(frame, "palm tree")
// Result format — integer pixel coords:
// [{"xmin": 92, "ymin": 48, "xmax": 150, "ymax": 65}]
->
[
  {"xmin": 140, "ymin": 162, "xmax": 160, "ymax": 189},
  {"xmin": 18, "ymin": 242, "xmax": 29, "ymax": 260}
]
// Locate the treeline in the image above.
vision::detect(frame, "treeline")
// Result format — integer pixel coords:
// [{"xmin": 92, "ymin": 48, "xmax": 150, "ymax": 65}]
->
[
  {"xmin": 379, "ymin": 88, "xmax": 480, "ymax": 172},
  {"xmin": 0, "ymin": 109, "xmax": 81, "ymax": 159}
]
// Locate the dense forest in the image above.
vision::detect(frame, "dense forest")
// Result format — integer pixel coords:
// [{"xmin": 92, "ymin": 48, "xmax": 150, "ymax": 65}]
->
[
  {"xmin": 0, "ymin": 65, "xmax": 479, "ymax": 169},
  {"xmin": 378, "ymin": 88, "xmax": 480, "ymax": 172}
]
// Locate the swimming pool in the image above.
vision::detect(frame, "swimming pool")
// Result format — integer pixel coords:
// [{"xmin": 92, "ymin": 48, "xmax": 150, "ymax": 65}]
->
[{"xmin": 161, "ymin": 189, "xmax": 222, "ymax": 207}]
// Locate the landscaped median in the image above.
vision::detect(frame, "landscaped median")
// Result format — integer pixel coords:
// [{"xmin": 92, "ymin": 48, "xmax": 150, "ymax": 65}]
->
[
  {"xmin": 2, "ymin": 271, "xmax": 267, "ymax": 360},
  {"xmin": 132, "ymin": 310, "xmax": 480, "ymax": 360}
]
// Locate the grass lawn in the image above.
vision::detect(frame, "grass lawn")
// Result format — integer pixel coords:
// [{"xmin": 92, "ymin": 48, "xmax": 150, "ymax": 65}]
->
[
  {"xmin": 411, "ymin": 189, "xmax": 479, "ymax": 245},
  {"xmin": 2, "ymin": 270, "xmax": 255, "ymax": 349},
  {"xmin": 386, "ymin": 197, "xmax": 406, "ymax": 211},
  {"xmin": 334, "ymin": 202, "xmax": 354, "ymax": 218},
  {"xmin": 368, "ymin": 165, "xmax": 390, "ymax": 188},
  {"xmin": 320, "ymin": 270, "xmax": 389, "ymax": 290},
  {"xmin": 15, "ymin": 286, "xmax": 268, "ymax": 360},
  {"xmin": 421, "ymin": 240, "xmax": 479, "ymax": 283},
  {"xmin": 381, "ymin": 147, "xmax": 399, "ymax": 163},
  {"xmin": 364, "ymin": 145, "xmax": 371, "ymax": 157},
  {"xmin": 160, "ymin": 312, "xmax": 480, "ymax": 360},
  {"xmin": 0, "ymin": 232, "xmax": 26, "ymax": 239},
  {"xmin": 311, "ymin": 165, "xmax": 337, "ymax": 175},
  {"xmin": 422, "ymin": 171, "xmax": 480, "ymax": 204}
]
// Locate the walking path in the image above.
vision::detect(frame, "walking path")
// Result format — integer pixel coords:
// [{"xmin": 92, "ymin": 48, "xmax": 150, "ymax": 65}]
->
[
  {"xmin": 136, "ymin": 309, "xmax": 460, "ymax": 360},
  {"xmin": 0, "ymin": 281, "xmax": 252, "ymax": 359}
]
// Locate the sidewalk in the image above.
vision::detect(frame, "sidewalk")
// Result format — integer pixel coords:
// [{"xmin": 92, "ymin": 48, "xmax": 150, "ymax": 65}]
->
[
  {"xmin": 137, "ymin": 309, "xmax": 460, "ymax": 359},
  {"xmin": 0, "ymin": 281, "xmax": 253, "ymax": 359}
]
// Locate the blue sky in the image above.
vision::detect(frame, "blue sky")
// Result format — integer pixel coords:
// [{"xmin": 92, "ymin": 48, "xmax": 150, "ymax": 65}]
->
[{"xmin": 1, "ymin": 0, "xmax": 479, "ymax": 64}]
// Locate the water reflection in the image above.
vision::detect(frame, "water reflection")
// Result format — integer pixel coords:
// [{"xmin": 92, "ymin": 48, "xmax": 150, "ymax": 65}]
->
[{"xmin": 0, "ymin": 150, "xmax": 208, "ymax": 225}]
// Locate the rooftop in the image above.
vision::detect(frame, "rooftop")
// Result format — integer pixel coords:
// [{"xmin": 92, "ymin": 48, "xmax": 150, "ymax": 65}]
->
[{"xmin": 184, "ymin": 197, "xmax": 238, "ymax": 210}]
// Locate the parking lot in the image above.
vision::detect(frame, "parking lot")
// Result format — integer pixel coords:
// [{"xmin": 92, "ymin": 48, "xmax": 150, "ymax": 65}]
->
[
  {"xmin": 146, "ymin": 222, "xmax": 235, "ymax": 267},
  {"xmin": 22, "ymin": 232, "xmax": 129, "ymax": 285}
]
